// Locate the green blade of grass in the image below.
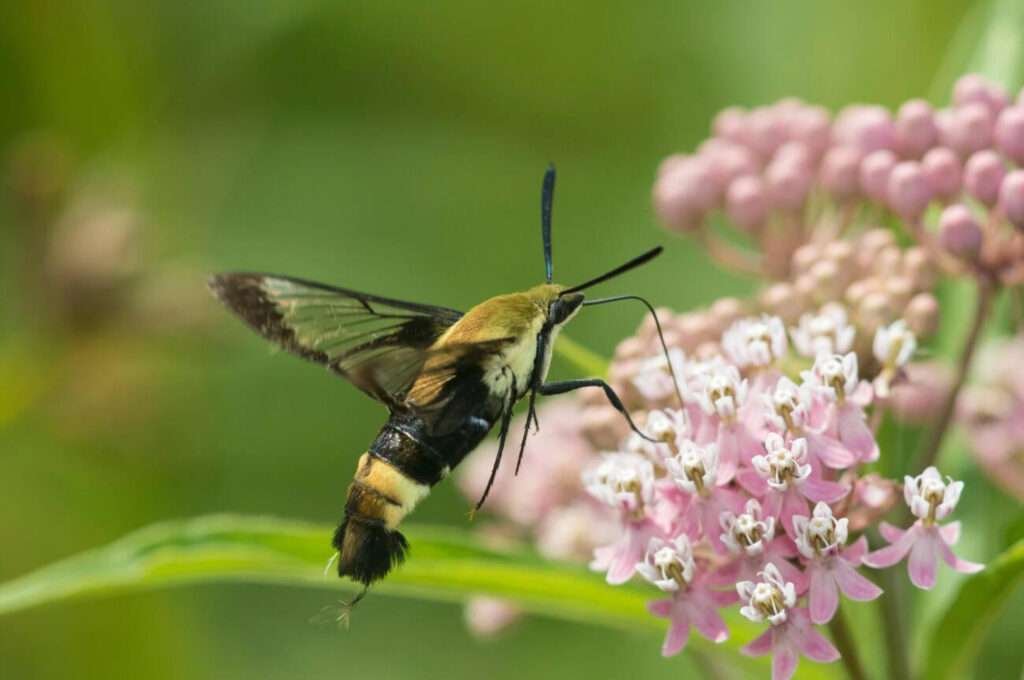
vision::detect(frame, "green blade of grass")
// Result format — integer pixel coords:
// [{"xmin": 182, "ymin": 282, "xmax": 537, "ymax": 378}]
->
[
  {"xmin": 922, "ymin": 538, "xmax": 1024, "ymax": 680},
  {"xmin": 0, "ymin": 514, "xmax": 846, "ymax": 678}
]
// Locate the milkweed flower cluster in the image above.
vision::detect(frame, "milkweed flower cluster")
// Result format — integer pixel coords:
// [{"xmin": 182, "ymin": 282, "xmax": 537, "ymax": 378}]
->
[
  {"xmin": 456, "ymin": 75, "xmax": 1007, "ymax": 679},
  {"xmin": 957, "ymin": 334, "xmax": 1024, "ymax": 500}
]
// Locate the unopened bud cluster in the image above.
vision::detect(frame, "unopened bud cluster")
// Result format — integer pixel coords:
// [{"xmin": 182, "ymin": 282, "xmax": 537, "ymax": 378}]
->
[{"xmin": 655, "ymin": 73, "xmax": 1024, "ymax": 287}]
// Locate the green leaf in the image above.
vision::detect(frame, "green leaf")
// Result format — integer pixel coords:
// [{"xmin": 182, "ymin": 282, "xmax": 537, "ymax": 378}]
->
[
  {"xmin": 0, "ymin": 514, "xmax": 844, "ymax": 678},
  {"xmin": 922, "ymin": 538, "xmax": 1024, "ymax": 680},
  {"xmin": 553, "ymin": 333, "xmax": 611, "ymax": 376}
]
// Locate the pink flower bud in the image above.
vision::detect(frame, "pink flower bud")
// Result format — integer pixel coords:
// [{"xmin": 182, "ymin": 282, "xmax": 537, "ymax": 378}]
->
[
  {"xmin": 656, "ymin": 153, "xmax": 690, "ymax": 178},
  {"xmin": 941, "ymin": 103, "xmax": 995, "ymax": 157},
  {"xmin": 995, "ymin": 106, "xmax": 1024, "ymax": 163},
  {"xmin": 713, "ymin": 106, "xmax": 747, "ymax": 143},
  {"xmin": 887, "ymin": 161, "xmax": 933, "ymax": 219},
  {"xmin": 954, "ymin": 73, "xmax": 1008, "ymax": 116},
  {"xmin": 860, "ymin": 149, "xmax": 898, "ymax": 202},
  {"xmin": 938, "ymin": 204, "xmax": 983, "ymax": 260},
  {"xmin": 726, "ymin": 175, "xmax": 769, "ymax": 231},
  {"xmin": 896, "ymin": 99, "xmax": 939, "ymax": 158},
  {"xmin": 921, "ymin": 147, "xmax": 962, "ymax": 200},
  {"xmin": 889, "ymin": 361, "xmax": 953, "ymax": 424},
  {"xmin": 834, "ymin": 105, "xmax": 896, "ymax": 153},
  {"xmin": 906, "ymin": 292, "xmax": 940, "ymax": 336},
  {"xmin": 747, "ymin": 106, "xmax": 787, "ymax": 159},
  {"xmin": 788, "ymin": 105, "xmax": 832, "ymax": 157},
  {"xmin": 653, "ymin": 158, "xmax": 717, "ymax": 232},
  {"xmin": 998, "ymin": 169, "xmax": 1024, "ymax": 229},
  {"xmin": 964, "ymin": 150, "xmax": 1006, "ymax": 206},
  {"xmin": 704, "ymin": 143, "xmax": 759, "ymax": 187},
  {"xmin": 465, "ymin": 597, "xmax": 522, "ymax": 638},
  {"xmin": 765, "ymin": 156, "xmax": 813, "ymax": 211},
  {"xmin": 773, "ymin": 141, "xmax": 813, "ymax": 169},
  {"xmin": 820, "ymin": 146, "xmax": 862, "ymax": 200}
]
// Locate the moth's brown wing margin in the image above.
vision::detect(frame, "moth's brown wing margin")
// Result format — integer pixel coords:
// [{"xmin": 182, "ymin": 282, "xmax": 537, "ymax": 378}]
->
[{"xmin": 209, "ymin": 272, "xmax": 464, "ymax": 408}]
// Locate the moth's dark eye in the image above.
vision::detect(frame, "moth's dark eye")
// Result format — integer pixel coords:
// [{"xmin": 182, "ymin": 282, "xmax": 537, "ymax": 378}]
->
[{"xmin": 550, "ymin": 293, "xmax": 584, "ymax": 324}]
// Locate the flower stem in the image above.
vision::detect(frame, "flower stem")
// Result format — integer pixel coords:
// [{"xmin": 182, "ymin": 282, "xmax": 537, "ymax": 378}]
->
[
  {"xmin": 698, "ymin": 230, "xmax": 763, "ymax": 277},
  {"xmin": 828, "ymin": 605, "xmax": 869, "ymax": 680},
  {"xmin": 878, "ymin": 566, "xmax": 911, "ymax": 680},
  {"xmin": 912, "ymin": 277, "xmax": 996, "ymax": 472}
]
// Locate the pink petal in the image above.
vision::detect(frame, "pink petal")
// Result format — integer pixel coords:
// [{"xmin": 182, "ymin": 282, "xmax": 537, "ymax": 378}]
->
[
  {"xmin": 794, "ymin": 618, "xmax": 841, "ymax": 662},
  {"xmin": 647, "ymin": 599, "xmax": 673, "ymax": 617},
  {"xmin": 590, "ymin": 545, "xmax": 613, "ymax": 571},
  {"xmin": 940, "ymin": 521, "xmax": 961, "ymax": 545},
  {"xmin": 809, "ymin": 565, "xmax": 839, "ymax": 624},
  {"xmin": 771, "ymin": 551, "xmax": 808, "ymax": 594},
  {"xmin": 717, "ymin": 485, "xmax": 750, "ymax": 513},
  {"xmin": 780, "ymin": 489, "xmax": 808, "ymax": 537},
  {"xmin": 770, "ymin": 534, "xmax": 799, "ymax": 558},
  {"xmin": 661, "ymin": 617, "xmax": 691, "ymax": 657},
  {"xmin": 837, "ymin": 403, "xmax": 878, "ymax": 461},
  {"xmin": 801, "ymin": 476, "xmax": 849, "ymax": 503},
  {"xmin": 709, "ymin": 559, "xmax": 741, "ymax": 587},
  {"xmin": 908, "ymin": 532, "xmax": 938, "ymax": 589},
  {"xmin": 805, "ymin": 431, "xmax": 857, "ymax": 469},
  {"xmin": 689, "ymin": 595, "xmax": 729, "ymax": 643},
  {"xmin": 772, "ymin": 641, "xmax": 799, "ymax": 680},
  {"xmin": 710, "ymin": 587, "xmax": 740, "ymax": 607},
  {"xmin": 762, "ymin": 489, "xmax": 784, "ymax": 520},
  {"xmin": 864, "ymin": 525, "xmax": 918, "ymax": 569},
  {"xmin": 879, "ymin": 521, "xmax": 906, "ymax": 544},
  {"xmin": 606, "ymin": 529, "xmax": 647, "ymax": 584},
  {"xmin": 701, "ymin": 500, "xmax": 728, "ymax": 553},
  {"xmin": 737, "ymin": 466, "xmax": 770, "ymax": 496},
  {"xmin": 936, "ymin": 538, "xmax": 985, "ymax": 574},
  {"xmin": 843, "ymin": 535, "xmax": 869, "ymax": 564},
  {"xmin": 834, "ymin": 560, "xmax": 883, "ymax": 601},
  {"xmin": 742, "ymin": 627, "xmax": 775, "ymax": 656}
]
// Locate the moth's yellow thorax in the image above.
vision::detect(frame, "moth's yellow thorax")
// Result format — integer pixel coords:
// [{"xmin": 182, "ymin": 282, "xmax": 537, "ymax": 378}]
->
[{"xmin": 434, "ymin": 284, "xmax": 564, "ymax": 399}]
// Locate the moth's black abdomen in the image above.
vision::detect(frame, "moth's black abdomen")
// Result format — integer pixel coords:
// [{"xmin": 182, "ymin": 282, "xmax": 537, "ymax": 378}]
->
[{"xmin": 333, "ymin": 516, "xmax": 409, "ymax": 585}]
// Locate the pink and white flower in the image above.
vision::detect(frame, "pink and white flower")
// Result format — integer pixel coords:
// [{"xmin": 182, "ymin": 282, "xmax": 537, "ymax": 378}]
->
[
  {"xmin": 741, "ymin": 434, "xmax": 848, "ymax": 537},
  {"xmin": 638, "ymin": 534, "xmax": 731, "ymax": 656},
  {"xmin": 803, "ymin": 353, "xmax": 879, "ymax": 463},
  {"xmin": 762, "ymin": 376, "xmax": 857, "ymax": 469},
  {"xmin": 793, "ymin": 502, "xmax": 882, "ymax": 623},
  {"xmin": 873, "ymin": 320, "xmax": 917, "ymax": 399},
  {"xmin": 864, "ymin": 467, "xmax": 984, "ymax": 589},
  {"xmin": 585, "ymin": 453, "xmax": 664, "ymax": 584},
  {"xmin": 738, "ymin": 563, "xmax": 840, "ymax": 680},
  {"xmin": 791, "ymin": 303, "xmax": 856, "ymax": 359},
  {"xmin": 724, "ymin": 315, "xmax": 788, "ymax": 370},
  {"xmin": 718, "ymin": 499, "xmax": 807, "ymax": 590},
  {"xmin": 689, "ymin": 360, "xmax": 760, "ymax": 479}
]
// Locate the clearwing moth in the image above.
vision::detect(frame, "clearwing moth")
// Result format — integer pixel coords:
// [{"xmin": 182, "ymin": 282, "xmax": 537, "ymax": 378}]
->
[{"xmin": 209, "ymin": 166, "xmax": 682, "ymax": 605}]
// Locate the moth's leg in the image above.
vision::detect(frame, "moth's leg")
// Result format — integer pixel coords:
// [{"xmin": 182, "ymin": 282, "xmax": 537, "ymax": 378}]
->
[
  {"xmin": 538, "ymin": 378, "xmax": 655, "ymax": 442},
  {"xmin": 474, "ymin": 372, "xmax": 516, "ymax": 511}
]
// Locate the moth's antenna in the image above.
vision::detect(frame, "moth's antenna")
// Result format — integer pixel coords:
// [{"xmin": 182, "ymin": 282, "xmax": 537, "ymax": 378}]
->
[
  {"xmin": 560, "ymin": 246, "xmax": 662, "ymax": 295},
  {"xmin": 582, "ymin": 294, "xmax": 685, "ymax": 409},
  {"xmin": 541, "ymin": 164, "xmax": 555, "ymax": 283}
]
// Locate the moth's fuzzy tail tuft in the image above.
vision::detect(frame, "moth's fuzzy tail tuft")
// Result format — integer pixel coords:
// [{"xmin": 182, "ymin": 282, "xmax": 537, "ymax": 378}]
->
[{"xmin": 332, "ymin": 516, "xmax": 409, "ymax": 585}]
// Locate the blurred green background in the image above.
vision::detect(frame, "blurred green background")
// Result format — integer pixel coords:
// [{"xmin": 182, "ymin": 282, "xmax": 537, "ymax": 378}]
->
[{"xmin": 2, "ymin": 2, "xmax": 1017, "ymax": 679}]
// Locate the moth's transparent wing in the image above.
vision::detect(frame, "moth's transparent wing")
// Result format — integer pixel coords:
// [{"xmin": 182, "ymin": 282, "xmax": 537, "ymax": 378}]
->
[{"xmin": 209, "ymin": 273, "xmax": 464, "ymax": 407}]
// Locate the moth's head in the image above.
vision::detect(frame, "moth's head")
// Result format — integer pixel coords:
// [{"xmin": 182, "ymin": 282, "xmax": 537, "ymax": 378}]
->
[
  {"xmin": 527, "ymin": 284, "xmax": 584, "ymax": 328},
  {"xmin": 532, "ymin": 163, "xmax": 660, "ymax": 326}
]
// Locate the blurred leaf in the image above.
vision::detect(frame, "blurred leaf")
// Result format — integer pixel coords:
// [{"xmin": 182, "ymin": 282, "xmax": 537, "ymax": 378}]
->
[
  {"xmin": 553, "ymin": 334, "xmax": 611, "ymax": 377},
  {"xmin": 922, "ymin": 538, "xmax": 1024, "ymax": 680},
  {"xmin": 930, "ymin": 0, "xmax": 1024, "ymax": 99},
  {"xmin": 0, "ymin": 514, "xmax": 846, "ymax": 678}
]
